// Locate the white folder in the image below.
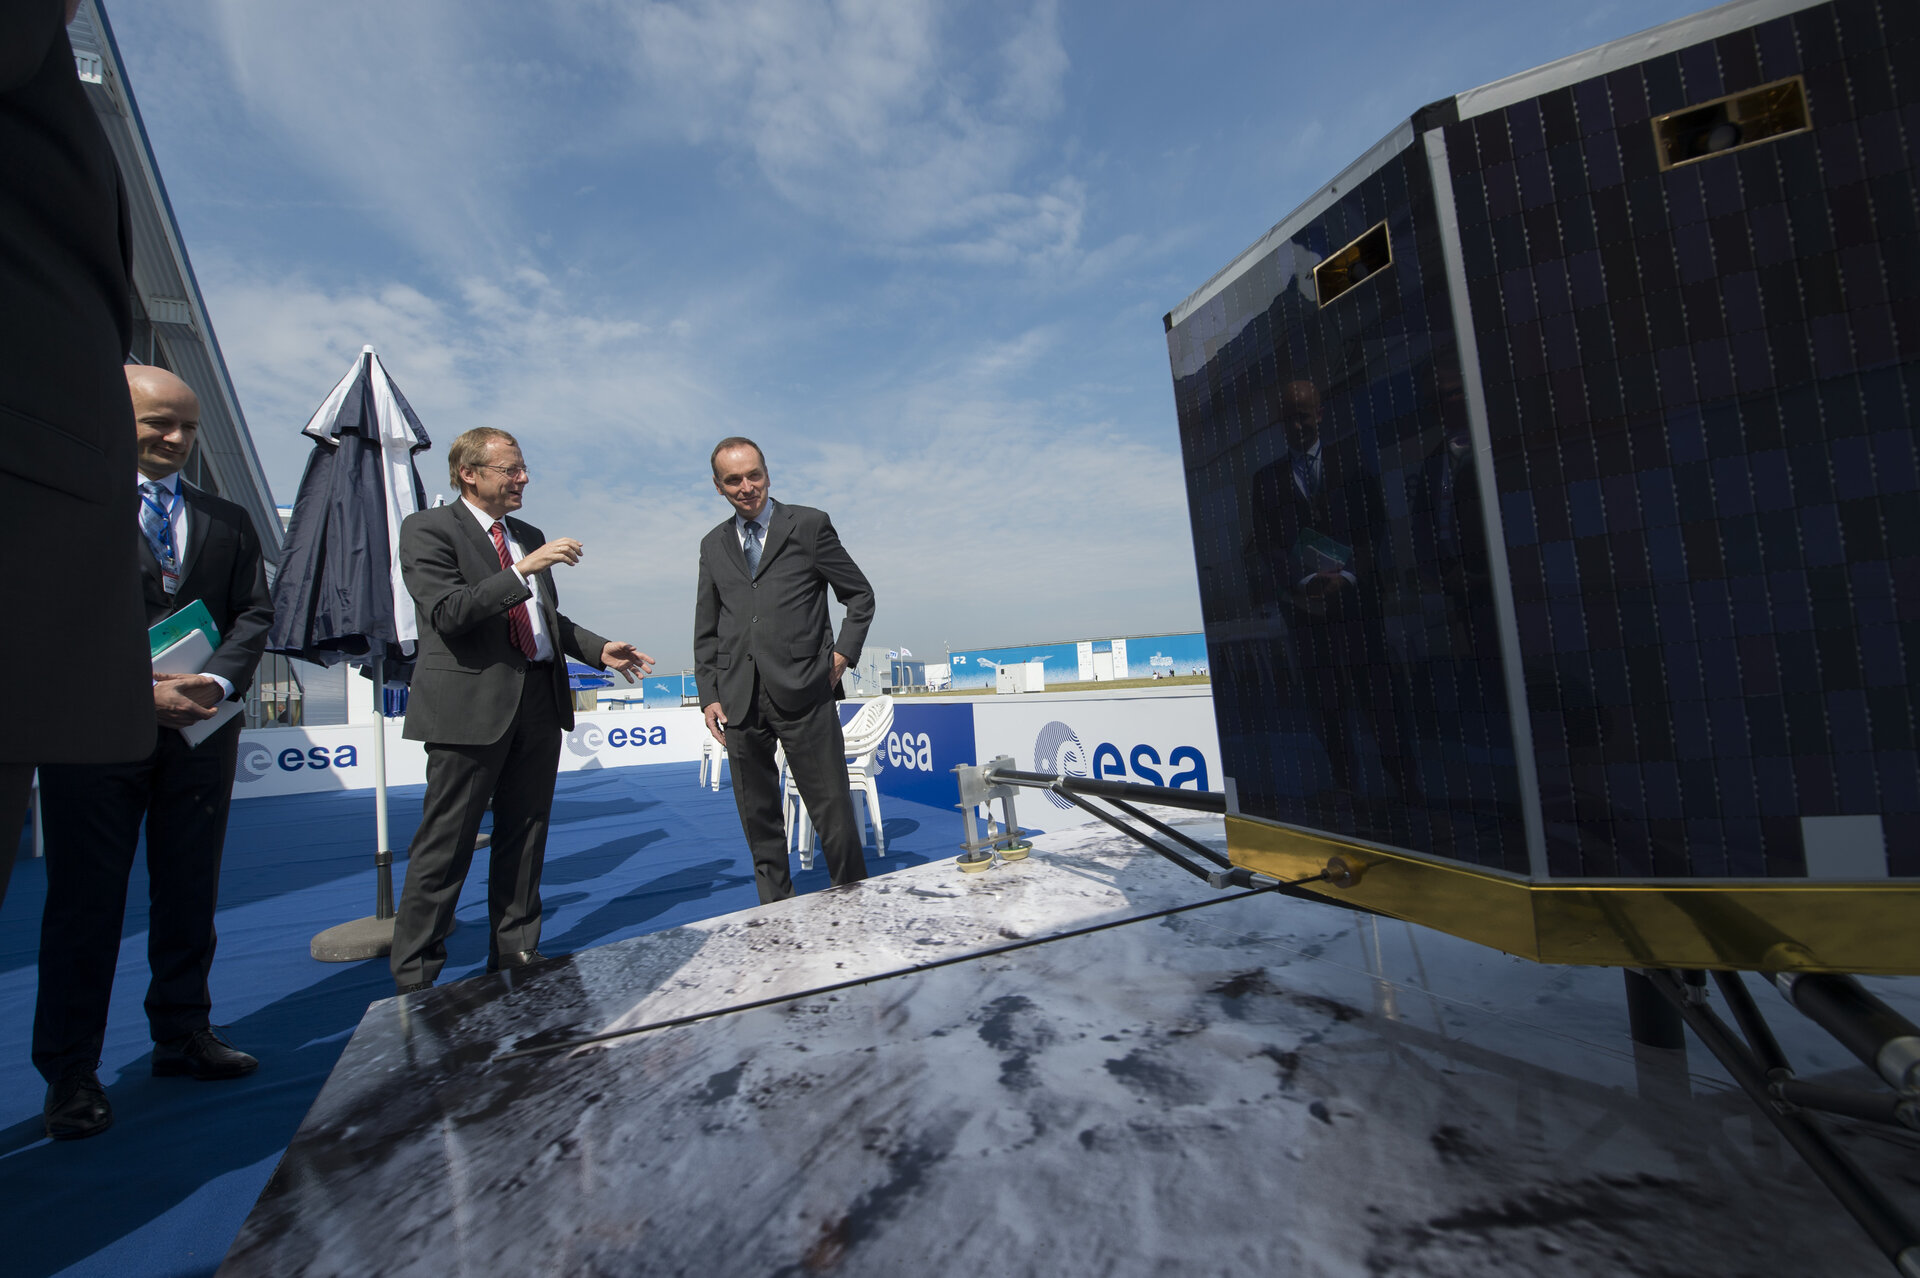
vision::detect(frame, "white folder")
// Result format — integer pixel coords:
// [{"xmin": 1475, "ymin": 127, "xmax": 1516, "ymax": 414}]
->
[{"xmin": 152, "ymin": 630, "xmax": 242, "ymax": 748}]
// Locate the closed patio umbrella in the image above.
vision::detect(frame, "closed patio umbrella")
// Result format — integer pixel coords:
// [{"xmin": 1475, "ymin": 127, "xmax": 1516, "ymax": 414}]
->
[{"xmin": 267, "ymin": 346, "xmax": 430, "ymax": 961}]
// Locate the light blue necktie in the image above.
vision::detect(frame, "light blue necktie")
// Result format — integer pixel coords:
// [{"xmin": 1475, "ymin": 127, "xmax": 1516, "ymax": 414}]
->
[
  {"xmin": 743, "ymin": 520, "xmax": 762, "ymax": 576},
  {"xmin": 140, "ymin": 480, "xmax": 178, "ymax": 579}
]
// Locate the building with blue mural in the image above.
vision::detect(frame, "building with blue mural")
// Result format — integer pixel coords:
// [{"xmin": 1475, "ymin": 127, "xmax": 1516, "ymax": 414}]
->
[{"xmin": 947, "ymin": 632, "xmax": 1209, "ymax": 690}]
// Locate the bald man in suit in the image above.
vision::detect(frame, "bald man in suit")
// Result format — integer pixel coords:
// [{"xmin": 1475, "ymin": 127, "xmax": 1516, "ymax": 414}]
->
[{"xmin": 35, "ymin": 366, "xmax": 273, "ymax": 1141}]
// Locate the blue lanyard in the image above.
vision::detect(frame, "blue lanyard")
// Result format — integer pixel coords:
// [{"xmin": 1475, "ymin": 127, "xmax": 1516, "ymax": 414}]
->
[{"xmin": 143, "ymin": 485, "xmax": 180, "ymax": 567}]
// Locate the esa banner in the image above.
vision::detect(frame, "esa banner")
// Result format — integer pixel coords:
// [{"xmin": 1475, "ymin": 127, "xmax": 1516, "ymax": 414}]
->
[
  {"xmin": 838, "ymin": 700, "xmax": 978, "ymax": 808},
  {"xmin": 231, "ymin": 708, "xmax": 707, "ymax": 799},
  {"xmin": 970, "ymin": 691, "xmax": 1222, "ymax": 829}
]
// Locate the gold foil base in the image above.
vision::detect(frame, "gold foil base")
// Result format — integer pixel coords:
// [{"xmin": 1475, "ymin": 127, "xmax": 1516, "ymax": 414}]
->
[{"xmin": 1228, "ymin": 816, "xmax": 1920, "ymax": 976}]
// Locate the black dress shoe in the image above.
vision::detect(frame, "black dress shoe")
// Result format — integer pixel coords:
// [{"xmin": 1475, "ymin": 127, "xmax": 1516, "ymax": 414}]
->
[
  {"xmin": 486, "ymin": 949, "xmax": 548, "ymax": 973},
  {"xmin": 153, "ymin": 1027, "xmax": 258, "ymax": 1080},
  {"xmin": 395, "ymin": 980, "xmax": 433, "ymax": 995},
  {"xmin": 45, "ymin": 1066, "xmax": 112, "ymax": 1141}
]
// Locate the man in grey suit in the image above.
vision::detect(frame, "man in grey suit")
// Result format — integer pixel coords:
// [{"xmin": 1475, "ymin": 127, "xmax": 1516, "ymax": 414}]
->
[
  {"xmin": 390, "ymin": 427, "xmax": 652, "ymax": 993},
  {"xmin": 695, "ymin": 437, "xmax": 874, "ymax": 903}
]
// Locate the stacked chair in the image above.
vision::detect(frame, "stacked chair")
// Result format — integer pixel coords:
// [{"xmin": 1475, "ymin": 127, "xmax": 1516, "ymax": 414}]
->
[{"xmin": 783, "ymin": 695, "xmax": 894, "ymax": 871}]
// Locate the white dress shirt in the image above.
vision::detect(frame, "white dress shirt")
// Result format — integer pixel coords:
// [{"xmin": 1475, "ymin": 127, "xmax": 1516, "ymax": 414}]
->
[
  {"xmin": 139, "ymin": 470, "xmax": 234, "ymax": 699},
  {"xmin": 734, "ymin": 497, "xmax": 776, "ymax": 551},
  {"xmin": 462, "ymin": 497, "xmax": 555, "ymax": 662}
]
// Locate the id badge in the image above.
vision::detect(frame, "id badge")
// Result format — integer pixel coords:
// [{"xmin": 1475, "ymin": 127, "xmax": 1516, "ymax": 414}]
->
[{"xmin": 162, "ymin": 567, "xmax": 181, "ymax": 595}]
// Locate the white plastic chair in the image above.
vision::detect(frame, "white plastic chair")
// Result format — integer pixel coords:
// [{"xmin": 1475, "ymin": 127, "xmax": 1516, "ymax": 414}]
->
[
  {"xmin": 777, "ymin": 744, "xmax": 817, "ymax": 870},
  {"xmin": 698, "ymin": 735, "xmax": 727, "ymax": 791},
  {"xmin": 783, "ymin": 696, "xmax": 895, "ymax": 869},
  {"xmin": 841, "ymin": 696, "xmax": 894, "ymax": 857}
]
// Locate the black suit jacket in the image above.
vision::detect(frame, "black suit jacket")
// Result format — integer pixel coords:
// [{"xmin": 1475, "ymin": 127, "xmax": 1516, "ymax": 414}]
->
[
  {"xmin": 1, "ymin": 2, "xmax": 154, "ymax": 762},
  {"xmin": 398, "ymin": 503, "xmax": 609, "ymax": 745},
  {"xmin": 142, "ymin": 480, "xmax": 274, "ymax": 705},
  {"xmin": 694, "ymin": 502, "xmax": 874, "ymax": 718}
]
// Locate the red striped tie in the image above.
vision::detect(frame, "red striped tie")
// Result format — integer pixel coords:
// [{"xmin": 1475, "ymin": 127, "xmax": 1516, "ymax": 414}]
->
[{"xmin": 489, "ymin": 521, "xmax": 539, "ymax": 661}]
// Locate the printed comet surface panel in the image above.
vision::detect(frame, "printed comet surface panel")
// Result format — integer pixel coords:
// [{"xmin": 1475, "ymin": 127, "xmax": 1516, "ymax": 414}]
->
[
  {"xmin": 218, "ymin": 827, "xmax": 1915, "ymax": 1277},
  {"xmin": 1168, "ymin": 0, "xmax": 1919, "ymax": 883}
]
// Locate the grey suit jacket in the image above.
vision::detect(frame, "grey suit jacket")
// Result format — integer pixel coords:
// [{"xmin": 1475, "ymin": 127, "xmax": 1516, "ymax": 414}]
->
[
  {"xmin": 694, "ymin": 502, "xmax": 874, "ymax": 718},
  {"xmin": 399, "ymin": 503, "xmax": 609, "ymax": 745}
]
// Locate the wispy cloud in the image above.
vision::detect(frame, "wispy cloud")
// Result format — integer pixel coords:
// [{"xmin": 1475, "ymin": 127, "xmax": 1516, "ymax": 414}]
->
[
  {"xmin": 203, "ymin": 256, "xmax": 1195, "ymax": 663},
  {"xmin": 202, "ymin": 261, "xmax": 725, "ymax": 494},
  {"xmin": 580, "ymin": 0, "xmax": 1081, "ymax": 262},
  {"xmin": 201, "ymin": 0, "xmax": 578, "ymax": 260}
]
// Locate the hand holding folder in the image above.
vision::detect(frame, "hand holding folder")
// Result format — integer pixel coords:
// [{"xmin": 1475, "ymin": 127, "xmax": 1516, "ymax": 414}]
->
[{"xmin": 151, "ymin": 608, "xmax": 240, "ymax": 747}]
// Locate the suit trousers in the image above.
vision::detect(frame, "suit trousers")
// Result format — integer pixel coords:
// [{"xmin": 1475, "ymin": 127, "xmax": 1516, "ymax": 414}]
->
[
  {"xmin": 33, "ymin": 720, "xmax": 242, "ymax": 1082},
  {"xmin": 391, "ymin": 667, "xmax": 563, "ymax": 986},
  {"xmin": 726, "ymin": 677, "xmax": 868, "ymax": 903}
]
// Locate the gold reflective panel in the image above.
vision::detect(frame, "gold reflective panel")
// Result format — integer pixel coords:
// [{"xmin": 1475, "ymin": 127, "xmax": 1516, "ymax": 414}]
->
[
  {"xmin": 1228, "ymin": 815, "xmax": 1920, "ymax": 976},
  {"xmin": 1652, "ymin": 75, "xmax": 1810, "ymax": 171},
  {"xmin": 1312, "ymin": 221, "xmax": 1391, "ymax": 307}
]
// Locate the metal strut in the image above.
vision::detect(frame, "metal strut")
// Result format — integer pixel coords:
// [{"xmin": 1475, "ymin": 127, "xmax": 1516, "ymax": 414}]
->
[
  {"xmin": 952, "ymin": 762, "xmax": 1371, "ymax": 913},
  {"xmin": 1642, "ymin": 969, "xmax": 1920, "ymax": 1276}
]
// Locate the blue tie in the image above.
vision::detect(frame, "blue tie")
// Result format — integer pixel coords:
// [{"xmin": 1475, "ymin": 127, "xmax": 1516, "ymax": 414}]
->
[
  {"xmin": 1293, "ymin": 451, "xmax": 1320, "ymax": 498},
  {"xmin": 141, "ymin": 480, "xmax": 178, "ymax": 578},
  {"xmin": 743, "ymin": 520, "xmax": 762, "ymax": 576}
]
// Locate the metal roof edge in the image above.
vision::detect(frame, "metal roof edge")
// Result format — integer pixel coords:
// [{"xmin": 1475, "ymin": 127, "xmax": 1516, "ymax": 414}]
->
[
  {"xmin": 89, "ymin": 0, "xmax": 284, "ymax": 560},
  {"xmin": 1163, "ymin": 0, "xmax": 1830, "ymax": 337},
  {"xmin": 1453, "ymin": 0, "xmax": 1825, "ymax": 119},
  {"xmin": 1165, "ymin": 118, "xmax": 1416, "ymax": 334}
]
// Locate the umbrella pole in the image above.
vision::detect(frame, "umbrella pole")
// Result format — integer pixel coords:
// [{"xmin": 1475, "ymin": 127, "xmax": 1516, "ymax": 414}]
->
[
  {"xmin": 372, "ymin": 653, "xmax": 395, "ymax": 919},
  {"xmin": 310, "ymin": 653, "xmax": 400, "ymax": 963}
]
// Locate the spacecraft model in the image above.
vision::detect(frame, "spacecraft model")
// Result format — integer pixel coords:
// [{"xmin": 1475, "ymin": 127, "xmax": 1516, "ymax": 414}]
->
[{"xmin": 1162, "ymin": 0, "xmax": 1917, "ymax": 978}]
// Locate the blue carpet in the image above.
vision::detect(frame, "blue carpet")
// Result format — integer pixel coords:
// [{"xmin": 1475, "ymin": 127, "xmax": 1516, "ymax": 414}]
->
[{"xmin": 0, "ymin": 761, "xmax": 963, "ymax": 1278}]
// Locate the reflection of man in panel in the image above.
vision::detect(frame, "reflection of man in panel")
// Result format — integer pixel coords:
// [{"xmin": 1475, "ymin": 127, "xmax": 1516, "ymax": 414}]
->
[{"xmin": 1248, "ymin": 379, "xmax": 1403, "ymax": 813}]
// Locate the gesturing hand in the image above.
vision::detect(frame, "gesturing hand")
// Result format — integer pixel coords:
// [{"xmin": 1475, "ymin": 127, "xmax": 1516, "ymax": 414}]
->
[
  {"xmin": 516, "ymin": 538, "xmax": 583, "ymax": 576},
  {"xmin": 601, "ymin": 641, "xmax": 654, "ymax": 683}
]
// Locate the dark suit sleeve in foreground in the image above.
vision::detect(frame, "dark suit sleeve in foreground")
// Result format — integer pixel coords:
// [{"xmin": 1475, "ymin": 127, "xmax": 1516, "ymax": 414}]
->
[
  {"xmin": 205, "ymin": 507, "xmax": 273, "ymax": 698},
  {"xmin": 399, "ymin": 510, "xmax": 534, "ymax": 639},
  {"xmin": 0, "ymin": 1, "xmax": 63, "ymax": 91},
  {"xmin": 816, "ymin": 514, "xmax": 874, "ymax": 664}
]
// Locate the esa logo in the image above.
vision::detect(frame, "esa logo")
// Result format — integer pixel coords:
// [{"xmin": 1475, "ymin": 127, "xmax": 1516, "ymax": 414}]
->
[
  {"xmin": 885, "ymin": 731, "xmax": 933, "ymax": 771},
  {"xmin": 1032, "ymin": 720, "xmax": 1209, "ymax": 809},
  {"xmin": 236, "ymin": 740, "xmax": 358, "ymax": 784},
  {"xmin": 566, "ymin": 722, "xmax": 669, "ymax": 757}
]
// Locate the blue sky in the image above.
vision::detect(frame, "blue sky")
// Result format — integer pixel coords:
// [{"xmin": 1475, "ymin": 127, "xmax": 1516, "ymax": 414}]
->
[{"xmin": 111, "ymin": 0, "xmax": 1702, "ymax": 671}]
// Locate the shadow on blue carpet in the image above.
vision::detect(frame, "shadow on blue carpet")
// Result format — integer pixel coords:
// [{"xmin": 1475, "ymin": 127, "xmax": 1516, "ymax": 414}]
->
[{"xmin": 0, "ymin": 760, "xmax": 952, "ymax": 1278}]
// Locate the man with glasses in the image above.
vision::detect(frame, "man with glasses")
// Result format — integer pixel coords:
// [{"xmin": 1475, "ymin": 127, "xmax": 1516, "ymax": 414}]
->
[{"xmin": 389, "ymin": 427, "xmax": 653, "ymax": 994}]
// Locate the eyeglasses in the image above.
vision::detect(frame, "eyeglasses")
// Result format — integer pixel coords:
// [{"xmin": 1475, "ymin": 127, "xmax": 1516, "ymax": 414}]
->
[{"xmin": 471, "ymin": 464, "xmax": 530, "ymax": 480}]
